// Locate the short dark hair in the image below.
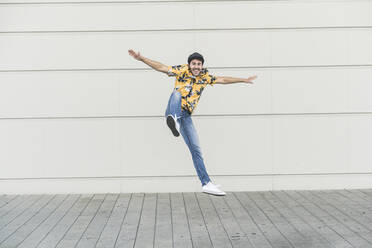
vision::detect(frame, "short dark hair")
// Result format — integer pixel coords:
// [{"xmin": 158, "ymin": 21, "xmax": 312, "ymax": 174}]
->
[{"xmin": 188, "ymin": 52, "xmax": 204, "ymax": 65}]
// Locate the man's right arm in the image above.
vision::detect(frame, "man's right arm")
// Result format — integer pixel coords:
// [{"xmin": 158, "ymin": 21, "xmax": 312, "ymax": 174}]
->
[{"xmin": 128, "ymin": 49, "xmax": 168, "ymax": 74}]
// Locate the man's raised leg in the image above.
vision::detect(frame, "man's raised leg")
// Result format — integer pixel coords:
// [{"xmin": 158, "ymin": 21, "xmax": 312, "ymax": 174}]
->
[{"xmin": 165, "ymin": 90, "xmax": 182, "ymax": 137}]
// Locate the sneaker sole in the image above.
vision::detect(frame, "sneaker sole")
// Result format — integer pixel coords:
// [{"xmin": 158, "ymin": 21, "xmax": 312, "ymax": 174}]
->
[
  {"xmin": 202, "ymin": 190, "xmax": 226, "ymax": 196},
  {"xmin": 166, "ymin": 115, "xmax": 180, "ymax": 137}
]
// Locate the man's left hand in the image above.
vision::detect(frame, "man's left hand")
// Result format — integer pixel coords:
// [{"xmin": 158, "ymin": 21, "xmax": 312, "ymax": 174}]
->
[{"xmin": 244, "ymin": 75, "xmax": 257, "ymax": 84}]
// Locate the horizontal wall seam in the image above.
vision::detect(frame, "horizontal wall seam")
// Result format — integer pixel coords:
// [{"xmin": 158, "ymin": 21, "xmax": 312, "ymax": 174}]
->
[
  {"xmin": 3, "ymin": 0, "xmax": 371, "ymax": 6},
  {"xmin": 1, "ymin": 64, "xmax": 372, "ymax": 73},
  {"xmin": 1, "ymin": 112, "xmax": 372, "ymax": 120},
  {"xmin": 1, "ymin": 172, "xmax": 372, "ymax": 180},
  {"xmin": 1, "ymin": 26, "xmax": 372, "ymax": 34}
]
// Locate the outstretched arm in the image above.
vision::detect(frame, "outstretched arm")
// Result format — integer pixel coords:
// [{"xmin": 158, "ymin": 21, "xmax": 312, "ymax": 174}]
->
[
  {"xmin": 128, "ymin": 49, "xmax": 168, "ymax": 74},
  {"xmin": 215, "ymin": 75, "xmax": 257, "ymax": 85}
]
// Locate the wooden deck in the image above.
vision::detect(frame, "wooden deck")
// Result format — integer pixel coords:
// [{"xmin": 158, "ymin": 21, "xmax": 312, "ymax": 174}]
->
[{"xmin": 1, "ymin": 189, "xmax": 372, "ymax": 248}]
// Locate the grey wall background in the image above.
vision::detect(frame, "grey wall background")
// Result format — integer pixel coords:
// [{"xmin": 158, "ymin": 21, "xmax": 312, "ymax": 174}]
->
[{"xmin": 1, "ymin": 0, "xmax": 372, "ymax": 193}]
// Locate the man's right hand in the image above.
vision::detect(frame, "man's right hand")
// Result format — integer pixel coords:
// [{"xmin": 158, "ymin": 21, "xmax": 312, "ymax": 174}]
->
[
  {"xmin": 128, "ymin": 50, "xmax": 168, "ymax": 74},
  {"xmin": 128, "ymin": 49, "xmax": 142, "ymax": 61}
]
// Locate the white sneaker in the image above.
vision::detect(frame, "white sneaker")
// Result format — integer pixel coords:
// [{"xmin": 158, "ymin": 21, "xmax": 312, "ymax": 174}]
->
[
  {"xmin": 166, "ymin": 114, "xmax": 180, "ymax": 137},
  {"xmin": 202, "ymin": 182, "xmax": 226, "ymax": 196}
]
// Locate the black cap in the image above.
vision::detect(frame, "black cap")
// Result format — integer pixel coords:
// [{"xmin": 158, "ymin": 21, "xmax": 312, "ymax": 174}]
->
[{"xmin": 187, "ymin": 52, "xmax": 204, "ymax": 65}]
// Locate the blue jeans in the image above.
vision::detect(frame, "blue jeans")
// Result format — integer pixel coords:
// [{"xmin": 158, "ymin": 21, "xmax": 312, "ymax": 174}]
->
[{"xmin": 165, "ymin": 90, "xmax": 211, "ymax": 186}]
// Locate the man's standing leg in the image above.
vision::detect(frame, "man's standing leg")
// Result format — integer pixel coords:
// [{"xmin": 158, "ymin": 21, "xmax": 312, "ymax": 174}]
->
[
  {"xmin": 179, "ymin": 113, "xmax": 227, "ymax": 196},
  {"xmin": 179, "ymin": 114, "xmax": 212, "ymax": 186}
]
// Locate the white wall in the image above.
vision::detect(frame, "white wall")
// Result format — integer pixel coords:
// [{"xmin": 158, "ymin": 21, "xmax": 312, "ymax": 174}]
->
[{"xmin": 1, "ymin": 0, "xmax": 372, "ymax": 194}]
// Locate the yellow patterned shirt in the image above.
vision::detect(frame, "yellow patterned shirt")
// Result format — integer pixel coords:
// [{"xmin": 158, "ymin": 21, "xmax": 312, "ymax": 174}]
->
[{"xmin": 167, "ymin": 64, "xmax": 217, "ymax": 114}]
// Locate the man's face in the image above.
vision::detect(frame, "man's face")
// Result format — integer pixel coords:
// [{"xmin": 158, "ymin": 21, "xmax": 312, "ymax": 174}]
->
[{"xmin": 189, "ymin": 59, "xmax": 203, "ymax": 76}]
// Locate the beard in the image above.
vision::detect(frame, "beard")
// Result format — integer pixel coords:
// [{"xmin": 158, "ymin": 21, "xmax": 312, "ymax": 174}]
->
[{"xmin": 192, "ymin": 69, "xmax": 200, "ymax": 75}]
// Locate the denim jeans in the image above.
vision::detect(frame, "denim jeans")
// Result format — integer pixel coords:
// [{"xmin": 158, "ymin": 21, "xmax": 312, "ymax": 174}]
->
[{"xmin": 165, "ymin": 90, "xmax": 211, "ymax": 186}]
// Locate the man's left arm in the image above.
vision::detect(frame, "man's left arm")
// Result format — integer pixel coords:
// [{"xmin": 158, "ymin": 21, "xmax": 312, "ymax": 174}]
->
[{"xmin": 214, "ymin": 75, "xmax": 257, "ymax": 85}]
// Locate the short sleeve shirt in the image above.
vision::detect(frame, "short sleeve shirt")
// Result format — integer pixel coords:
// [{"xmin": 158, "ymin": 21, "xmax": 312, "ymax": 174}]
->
[{"xmin": 167, "ymin": 64, "xmax": 216, "ymax": 114}]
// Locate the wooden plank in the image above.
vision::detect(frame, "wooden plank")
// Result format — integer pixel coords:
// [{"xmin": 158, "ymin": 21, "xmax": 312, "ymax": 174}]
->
[
  {"xmin": 234, "ymin": 192, "xmax": 293, "ymax": 248},
  {"xmin": 0, "ymin": 195, "xmax": 40, "ymax": 229},
  {"xmin": 0, "ymin": 195, "xmax": 18, "ymax": 209},
  {"xmin": 359, "ymin": 188, "xmax": 372, "ymax": 194},
  {"xmin": 183, "ymin": 192, "xmax": 213, "ymax": 248},
  {"xmin": 195, "ymin": 193, "xmax": 233, "ymax": 248},
  {"xmin": 248, "ymin": 191, "xmax": 312, "ymax": 248},
  {"xmin": 262, "ymin": 191, "xmax": 334, "ymax": 248},
  {"xmin": 315, "ymin": 190, "xmax": 372, "ymax": 232},
  {"xmin": 115, "ymin": 193, "xmax": 144, "ymax": 248},
  {"xmin": 1, "ymin": 190, "xmax": 371, "ymax": 248},
  {"xmin": 0, "ymin": 194, "xmax": 55, "ymax": 244},
  {"xmin": 352, "ymin": 189, "xmax": 372, "ymax": 204},
  {"xmin": 208, "ymin": 193, "xmax": 254, "ymax": 247},
  {"xmin": 0, "ymin": 194, "xmax": 67, "ymax": 247},
  {"xmin": 95, "ymin": 193, "xmax": 132, "ymax": 248},
  {"xmin": 154, "ymin": 193, "xmax": 172, "ymax": 248},
  {"xmin": 290, "ymin": 190, "xmax": 372, "ymax": 248},
  {"xmin": 37, "ymin": 194, "xmax": 93, "ymax": 248},
  {"xmin": 338, "ymin": 190, "xmax": 372, "ymax": 204},
  {"xmin": 170, "ymin": 193, "xmax": 192, "ymax": 248},
  {"xmin": 76, "ymin": 194, "xmax": 118, "ymax": 248},
  {"xmin": 55, "ymin": 194, "xmax": 106, "ymax": 248},
  {"xmin": 17, "ymin": 194, "xmax": 80, "ymax": 248},
  {"xmin": 276, "ymin": 190, "xmax": 353, "ymax": 248},
  {"xmin": 134, "ymin": 193, "xmax": 157, "ymax": 248},
  {"xmin": 338, "ymin": 190, "xmax": 372, "ymax": 218},
  {"xmin": 359, "ymin": 189, "xmax": 372, "ymax": 201},
  {"xmin": 0, "ymin": 195, "xmax": 31, "ymax": 219},
  {"xmin": 225, "ymin": 193, "xmax": 272, "ymax": 248},
  {"xmin": 302, "ymin": 191, "xmax": 372, "ymax": 244}
]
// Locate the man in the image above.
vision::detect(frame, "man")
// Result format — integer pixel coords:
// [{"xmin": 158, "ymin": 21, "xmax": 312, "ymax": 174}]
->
[{"xmin": 128, "ymin": 49, "xmax": 257, "ymax": 196}]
